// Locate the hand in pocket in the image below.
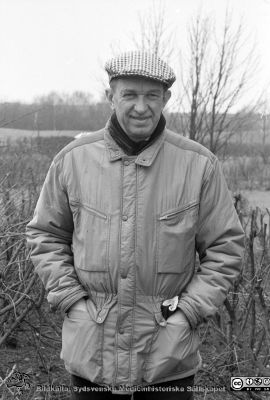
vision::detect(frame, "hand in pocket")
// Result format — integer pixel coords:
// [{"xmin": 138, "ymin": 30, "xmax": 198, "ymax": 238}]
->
[{"xmin": 69, "ymin": 298, "xmax": 88, "ymax": 312}]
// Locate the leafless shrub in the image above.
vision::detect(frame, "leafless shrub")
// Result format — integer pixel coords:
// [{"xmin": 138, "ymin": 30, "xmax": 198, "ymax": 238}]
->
[
  {"xmin": 222, "ymin": 155, "xmax": 270, "ymax": 191},
  {"xmin": 197, "ymin": 196, "xmax": 270, "ymax": 399},
  {"xmin": 0, "ymin": 138, "xmax": 70, "ymax": 399}
]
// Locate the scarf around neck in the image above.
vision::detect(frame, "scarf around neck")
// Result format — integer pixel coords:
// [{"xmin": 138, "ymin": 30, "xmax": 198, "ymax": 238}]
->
[{"xmin": 108, "ymin": 112, "xmax": 166, "ymax": 156}]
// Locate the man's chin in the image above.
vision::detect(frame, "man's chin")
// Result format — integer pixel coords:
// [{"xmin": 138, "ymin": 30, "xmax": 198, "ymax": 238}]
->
[
  {"xmin": 127, "ymin": 126, "xmax": 154, "ymax": 142},
  {"xmin": 128, "ymin": 132, "xmax": 152, "ymax": 142}
]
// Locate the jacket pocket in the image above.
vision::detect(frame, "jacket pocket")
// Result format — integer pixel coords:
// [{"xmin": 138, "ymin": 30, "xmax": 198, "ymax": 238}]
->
[
  {"xmin": 70, "ymin": 201, "xmax": 110, "ymax": 272},
  {"xmin": 61, "ymin": 304, "xmax": 102, "ymax": 378},
  {"xmin": 157, "ymin": 201, "xmax": 198, "ymax": 274},
  {"xmin": 61, "ymin": 297, "xmax": 117, "ymax": 381},
  {"xmin": 143, "ymin": 310, "xmax": 200, "ymax": 383}
]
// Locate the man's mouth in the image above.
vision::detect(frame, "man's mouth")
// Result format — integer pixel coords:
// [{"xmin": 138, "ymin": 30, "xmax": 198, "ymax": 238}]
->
[{"xmin": 130, "ymin": 116, "xmax": 151, "ymax": 121}]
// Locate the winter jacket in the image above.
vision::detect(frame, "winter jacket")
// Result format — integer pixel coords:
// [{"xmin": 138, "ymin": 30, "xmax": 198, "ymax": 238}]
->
[{"xmin": 26, "ymin": 125, "xmax": 244, "ymax": 391}]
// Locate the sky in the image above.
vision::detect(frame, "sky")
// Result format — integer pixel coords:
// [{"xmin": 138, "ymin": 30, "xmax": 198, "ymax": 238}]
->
[{"xmin": 0, "ymin": 0, "xmax": 270, "ymax": 106}]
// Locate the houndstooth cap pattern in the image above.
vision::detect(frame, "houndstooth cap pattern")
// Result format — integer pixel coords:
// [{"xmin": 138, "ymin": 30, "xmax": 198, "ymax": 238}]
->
[{"xmin": 105, "ymin": 51, "xmax": 176, "ymax": 88}]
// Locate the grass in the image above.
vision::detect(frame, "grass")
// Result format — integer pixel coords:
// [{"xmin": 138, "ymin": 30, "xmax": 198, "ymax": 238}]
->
[{"xmin": 240, "ymin": 191, "xmax": 270, "ymax": 210}]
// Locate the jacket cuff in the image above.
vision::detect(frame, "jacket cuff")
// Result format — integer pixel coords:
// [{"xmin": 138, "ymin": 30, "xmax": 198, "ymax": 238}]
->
[
  {"xmin": 54, "ymin": 288, "xmax": 89, "ymax": 313},
  {"xmin": 177, "ymin": 300, "xmax": 201, "ymax": 329}
]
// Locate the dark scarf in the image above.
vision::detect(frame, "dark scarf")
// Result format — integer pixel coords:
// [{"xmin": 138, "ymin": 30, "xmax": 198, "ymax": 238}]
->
[{"xmin": 108, "ymin": 112, "xmax": 166, "ymax": 156}]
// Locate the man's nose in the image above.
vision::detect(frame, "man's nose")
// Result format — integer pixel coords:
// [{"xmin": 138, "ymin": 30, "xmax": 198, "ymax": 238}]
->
[{"xmin": 134, "ymin": 96, "xmax": 148, "ymax": 113}]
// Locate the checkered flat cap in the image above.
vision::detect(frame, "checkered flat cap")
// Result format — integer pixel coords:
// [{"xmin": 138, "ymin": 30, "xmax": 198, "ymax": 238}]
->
[{"xmin": 105, "ymin": 51, "xmax": 176, "ymax": 88}]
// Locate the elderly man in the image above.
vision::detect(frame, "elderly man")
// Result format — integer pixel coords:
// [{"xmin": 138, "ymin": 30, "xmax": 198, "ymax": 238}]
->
[{"xmin": 26, "ymin": 52, "xmax": 244, "ymax": 399}]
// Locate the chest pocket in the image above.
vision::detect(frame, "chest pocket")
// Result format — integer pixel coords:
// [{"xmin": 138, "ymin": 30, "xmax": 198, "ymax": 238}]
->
[
  {"xmin": 70, "ymin": 201, "xmax": 110, "ymax": 272},
  {"xmin": 157, "ymin": 201, "xmax": 199, "ymax": 274}
]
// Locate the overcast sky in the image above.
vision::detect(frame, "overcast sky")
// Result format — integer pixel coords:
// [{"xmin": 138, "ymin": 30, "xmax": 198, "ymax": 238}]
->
[{"xmin": 0, "ymin": 0, "xmax": 270, "ymax": 105}]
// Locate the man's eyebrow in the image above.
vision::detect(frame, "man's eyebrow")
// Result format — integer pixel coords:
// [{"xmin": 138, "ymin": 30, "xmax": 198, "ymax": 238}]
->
[
  {"xmin": 146, "ymin": 89, "xmax": 163, "ymax": 94},
  {"xmin": 120, "ymin": 89, "xmax": 162, "ymax": 94},
  {"xmin": 120, "ymin": 89, "xmax": 137, "ymax": 94}
]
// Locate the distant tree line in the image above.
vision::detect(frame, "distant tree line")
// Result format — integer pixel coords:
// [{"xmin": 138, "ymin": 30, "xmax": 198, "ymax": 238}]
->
[
  {"xmin": 0, "ymin": 90, "xmax": 265, "ymax": 136},
  {"xmin": 0, "ymin": 91, "xmax": 111, "ymax": 132}
]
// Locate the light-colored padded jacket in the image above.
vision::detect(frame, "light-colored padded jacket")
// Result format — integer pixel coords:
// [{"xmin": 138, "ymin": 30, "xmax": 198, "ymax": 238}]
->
[{"xmin": 26, "ymin": 126, "xmax": 244, "ymax": 390}]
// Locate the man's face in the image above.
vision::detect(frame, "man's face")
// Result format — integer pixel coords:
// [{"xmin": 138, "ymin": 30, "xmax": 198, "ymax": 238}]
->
[{"xmin": 106, "ymin": 77, "xmax": 171, "ymax": 142}]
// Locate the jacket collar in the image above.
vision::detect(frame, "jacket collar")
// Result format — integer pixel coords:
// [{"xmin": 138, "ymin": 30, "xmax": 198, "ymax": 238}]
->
[{"xmin": 104, "ymin": 121, "xmax": 166, "ymax": 167}]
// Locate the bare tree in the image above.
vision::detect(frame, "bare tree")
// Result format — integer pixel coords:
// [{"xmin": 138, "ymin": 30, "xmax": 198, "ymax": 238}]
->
[
  {"xmin": 183, "ymin": 15, "xmax": 210, "ymax": 142},
  {"xmin": 132, "ymin": 0, "xmax": 175, "ymax": 61},
  {"xmin": 259, "ymin": 98, "xmax": 270, "ymax": 164},
  {"xmin": 179, "ymin": 11, "xmax": 259, "ymax": 154},
  {"xmin": 132, "ymin": 4, "xmax": 259, "ymax": 154}
]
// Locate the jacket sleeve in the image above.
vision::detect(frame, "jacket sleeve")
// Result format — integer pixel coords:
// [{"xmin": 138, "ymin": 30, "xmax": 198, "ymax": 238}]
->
[
  {"xmin": 26, "ymin": 157, "xmax": 88, "ymax": 312},
  {"xmin": 178, "ymin": 157, "xmax": 245, "ymax": 328}
]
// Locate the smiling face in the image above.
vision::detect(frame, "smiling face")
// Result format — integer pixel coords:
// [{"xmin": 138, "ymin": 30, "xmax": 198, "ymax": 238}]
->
[{"xmin": 106, "ymin": 77, "xmax": 171, "ymax": 142}]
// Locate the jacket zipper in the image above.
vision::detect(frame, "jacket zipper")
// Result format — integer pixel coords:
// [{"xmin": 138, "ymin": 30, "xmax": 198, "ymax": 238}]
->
[
  {"xmin": 159, "ymin": 202, "xmax": 198, "ymax": 221},
  {"xmin": 70, "ymin": 200, "xmax": 108, "ymax": 220}
]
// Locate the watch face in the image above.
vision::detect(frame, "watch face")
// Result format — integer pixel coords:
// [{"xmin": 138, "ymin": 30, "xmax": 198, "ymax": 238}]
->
[{"xmin": 162, "ymin": 296, "xmax": 179, "ymax": 310}]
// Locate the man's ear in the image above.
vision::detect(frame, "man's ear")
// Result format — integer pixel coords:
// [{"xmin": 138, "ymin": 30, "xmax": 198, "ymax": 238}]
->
[
  {"xmin": 105, "ymin": 88, "xmax": 114, "ymax": 109},
  {"xmin": 163, "ymin": 90, "xmax": 171, "ymax": 107}
]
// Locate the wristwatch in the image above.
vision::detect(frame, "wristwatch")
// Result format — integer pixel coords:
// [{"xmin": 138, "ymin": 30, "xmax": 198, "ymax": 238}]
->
[{"xmin": 161, "ymin": 295, "xmax": 179, "ymax": 320}]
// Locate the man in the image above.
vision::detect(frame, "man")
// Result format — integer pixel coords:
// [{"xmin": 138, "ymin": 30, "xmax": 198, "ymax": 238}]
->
[{"xmin": 26, "ymin": 52, "xmax": 244, "ymax": 399}]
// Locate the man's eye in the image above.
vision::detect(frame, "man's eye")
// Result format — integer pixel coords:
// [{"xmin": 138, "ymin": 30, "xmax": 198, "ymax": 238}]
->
[
  {"xmin": 148, "ymin": 93, "xmax": 159, "ymax": 99},
  {"xmin": 123, "ymin": 93, "xmax": 135, "ymax": 99}
]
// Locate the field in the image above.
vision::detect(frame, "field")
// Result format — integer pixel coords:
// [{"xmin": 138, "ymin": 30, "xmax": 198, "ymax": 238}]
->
[
  {"xmin": 0, "ymin": 133, "xmax": 269, "ymax": 400},
  {"xmin": 0, "ymin": 128, "xmax": 79, "ymax": 141},
  {"xmin": 241, "ymin": 191, "xmax": 270, "ymax": 210}
]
